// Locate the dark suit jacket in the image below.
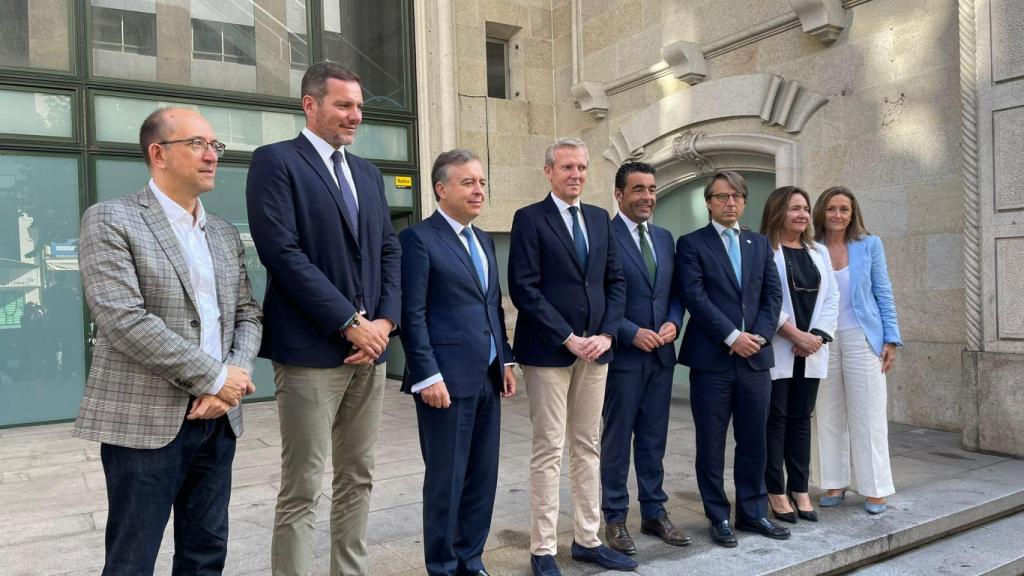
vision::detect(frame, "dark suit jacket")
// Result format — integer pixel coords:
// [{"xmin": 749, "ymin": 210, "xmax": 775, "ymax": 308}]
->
[
  {"xmin": 674, "ymin": 223, "xmax": 781, "ymax": 372},
  {"xmin": 246, "ymin": 134, "xmax": 401, "ymax": 368},
  {"xmin": 399, "ymin": 211, "xmax": 514, "ymax": 397},
  {"xmin": 508, "ymin": 195, "xmax": 626, "ymax": 367},
  {"xmin": 610, "ymin": 215, "xmax": 684, "ymax": 370}
]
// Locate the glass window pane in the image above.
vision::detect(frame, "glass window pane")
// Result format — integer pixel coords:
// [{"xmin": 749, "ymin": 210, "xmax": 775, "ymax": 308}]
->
[
  {"xmin": 487, "ymin": 40, "xmax": 508, "ymax": 99},
  {"xmin": 322, "ymin": 0, "xmax": 410, "ymax": 110},
  {"xmin": 90, "ymin": 0, "xmax": 307, "ymax": 98},
  {"xmin": 348, "ymin": 123, "xmax": 410, "ymax": 163},
  {"xmin": 0, "ymin": 0, "xmax": 72, "ymax": 71},
  {"xmin": 93, "ymin": 95, "xmax": 303, "ymax": 152},
  {"xmin": 382, "ymin": 172, "xmax": 414, "ymax": 208},
  {"xmin": 0, "ymin": 153, "xmax": 85, "ymax": 426},
  {"xmin": 93, "ymin": 157, "xmax": 276, "ymax": 400},
  {"xmin": 0, "ymin": 89, "xmax": 73, "ymax": 138}
]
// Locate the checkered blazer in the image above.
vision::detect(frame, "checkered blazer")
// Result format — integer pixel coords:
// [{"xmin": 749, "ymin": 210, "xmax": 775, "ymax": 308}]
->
[{"xmin": 73, "ymin": 186, "xmax": 263, "ymax": 449}]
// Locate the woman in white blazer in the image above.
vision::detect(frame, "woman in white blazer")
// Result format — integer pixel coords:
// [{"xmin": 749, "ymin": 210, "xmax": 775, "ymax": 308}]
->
[
  {"xmin": 760, "ymin": 186, "xmax": 839, "ymax": 523},
  {"xmin": 812, "ymin": 186, "xmax": 902, "ymax": 515}
]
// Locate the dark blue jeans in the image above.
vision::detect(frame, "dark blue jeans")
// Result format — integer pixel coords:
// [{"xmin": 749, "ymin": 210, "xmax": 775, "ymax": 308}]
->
[{"xmin": 100, "ymin": 413, "xmax": 236, "ymax": 576}]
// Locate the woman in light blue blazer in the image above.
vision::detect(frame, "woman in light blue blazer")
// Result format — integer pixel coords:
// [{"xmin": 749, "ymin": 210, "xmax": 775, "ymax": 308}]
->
[{"xmin": 812, "ymin": 186, "xmax": 902, "ymax": 515}]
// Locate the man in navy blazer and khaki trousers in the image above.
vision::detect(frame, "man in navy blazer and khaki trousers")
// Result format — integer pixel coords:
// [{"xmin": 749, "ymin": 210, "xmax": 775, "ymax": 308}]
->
[
  {"xmin": 246, "ymin": 63, "xmax": 401, "ymax": 576},
  {"xmin": 601, "ymin": 162, "xmax": 691, "ymax": 554},
  {"xmin": 400, "ymin": 149, "xmax": 517, "ymax": 576},
  {"xmin": 674, "ymin": 170, "xmax": 787, "ymax": 547},
  {"xmin": 509, "ymin": 138, "xmax": 633, "ymax": 576}
]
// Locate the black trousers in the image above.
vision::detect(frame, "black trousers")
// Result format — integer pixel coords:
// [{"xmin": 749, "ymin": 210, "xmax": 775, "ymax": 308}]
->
[{"xmin": 765, "ymin": 356, "xmax": 821, "ymax": 494}]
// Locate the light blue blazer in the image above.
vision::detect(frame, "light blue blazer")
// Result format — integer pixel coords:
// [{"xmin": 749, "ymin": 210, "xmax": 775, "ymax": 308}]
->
[{"xmin": 845, "ymin": 235, "xmax": 901, "ymax": 356}]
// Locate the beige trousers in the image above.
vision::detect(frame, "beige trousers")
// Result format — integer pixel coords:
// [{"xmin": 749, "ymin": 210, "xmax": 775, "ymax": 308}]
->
[
  {"xmin": 816, "ymin": 329, "xmax": 895, "ymax": 498},
  {"xmin": 523, "ymin": 360, "xmax": 608, "ymax": 555},
  {"xmin": 271, "ymin": 361, "xmax": 385, "ymax": 576}
]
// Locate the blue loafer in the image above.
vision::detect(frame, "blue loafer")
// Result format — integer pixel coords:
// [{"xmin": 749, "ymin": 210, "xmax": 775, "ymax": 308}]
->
[
  {"xmin": 530, "ymin": 554, "xmax": 561, "ymax": 576},
  {"xmin": 864, "ymin": 500, "xmax": 888, "ymax": 514},
  {"xmin": 570, "ymin": 541, "xmax": 638, "ymax": 571},
  {"xmin": 820, "ymin": 489, "xmax": 847, "ymax": 507}
]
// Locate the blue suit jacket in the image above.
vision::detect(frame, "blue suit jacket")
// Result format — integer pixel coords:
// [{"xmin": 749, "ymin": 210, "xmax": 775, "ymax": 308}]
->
[
  {"xmin": 398, "ymin": 211, "xmax": 514, "ymax": 397},
  {"xmin": 610, "ymin": 215, "xmax": 684, "ymax": 370},
  {"xmin": 508, "ymin": 195, "xmax": 626, "ymax": 367},
  {"xmin": 845, "ymin": 235, "xmax": 902, "ymax": 356},
  {"xmin": 246, "ymin": 134, "xmax": 401, "ymax": 367},
  {"xmin": 674, "ymin": 223, "xmax": 782, "ymax": 372}
]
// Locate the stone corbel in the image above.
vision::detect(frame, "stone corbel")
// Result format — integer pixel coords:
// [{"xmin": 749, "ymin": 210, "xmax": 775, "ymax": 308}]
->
[
  {"xmin": 571, "ymin": 81, "xmax": 609, "ymax": 119},
  {"xmin": 661, "ymin": 41, "xmax": 707, "ymax": 86},
  {"xmin": 787, "ymin": 0, "xmax": 845, "ymax": 43}
]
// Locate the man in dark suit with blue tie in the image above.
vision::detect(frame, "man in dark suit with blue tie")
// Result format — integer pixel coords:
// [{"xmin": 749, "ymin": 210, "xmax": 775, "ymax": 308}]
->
[
  {"xmin": 399, "ymin": 149, "xmax": 517, "ymax": 576},
  {"xmin": 509, "ymin": 138, "xmax": 632, "ymax": 576},
  {"xmin": 674, "ymin": 170, "xmax": 787, "ymax": 547},
  {"xmin": 601, "ymin": 162, "xmax": 691, "ymax": 555},
  {"xmin": 246, "ymin": 63, "xmax": 401, "ymax": 576}
]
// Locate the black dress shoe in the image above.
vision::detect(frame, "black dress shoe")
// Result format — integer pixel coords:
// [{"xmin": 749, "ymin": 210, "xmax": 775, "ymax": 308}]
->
[
  {"xmin": 457, "ymin": 571, "xmax": 490, "ymax": 576},
  {"xmin": 605, "ymin": 522, "xmax": 637, "ymax": 555},
  {"xmin": 735, "ymin": 517, "xmax": 791, "ymax": 540},
  {"xmin": 708, "ymin": 520, "xmax": 738, "ymax": 547},
  {"xmin": 789, "ymin": 492, "xmax": 818, "ymax": 522},
  {"xmin": 641, "ymin": 513, "xmax": 692, "ymax": 546}
]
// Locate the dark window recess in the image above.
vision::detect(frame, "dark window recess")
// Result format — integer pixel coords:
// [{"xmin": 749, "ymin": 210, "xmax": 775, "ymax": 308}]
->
[
  {"xmin": 191, "ymin": 19, "xmax": 256, "ymax": 66},
  {"xmin": 0, "ymin": 0, "xmax": 30, "ymax": 67},
  {"xmin": 486, "ymin": 38, "xmax": 509, "ymax": 99},
  {"xmin": 92, "ymin": 6, "xmax": 157, "ymax": 56},
  {"xmin": 288, "ymin": 32, "xmax": 308, "ymax": 70}
]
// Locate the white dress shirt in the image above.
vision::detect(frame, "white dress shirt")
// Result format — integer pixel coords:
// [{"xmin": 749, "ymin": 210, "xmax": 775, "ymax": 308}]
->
[
  {"xmin": 150, "ymin": 179, "xmax": 227, "ymax": 394},
  {"xmin": 301, "ymin": 127, "xmax": 359, "ymax": 209},
  {"xmin": 711, "ymin": 219, "xmax": 744, "ymax": 347},
  {"xmin": 618, "ymin": 212, "xmax": 657, "ymax": 264},
  {"xmin": 412, "ymin": 208, "xmax": 511, "ymax": 394}
]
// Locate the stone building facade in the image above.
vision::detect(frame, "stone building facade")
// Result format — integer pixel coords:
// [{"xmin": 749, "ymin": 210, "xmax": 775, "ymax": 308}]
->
[{"xmin": 413, "ymin": 0, "xmax": 1024, "ymax": 456}]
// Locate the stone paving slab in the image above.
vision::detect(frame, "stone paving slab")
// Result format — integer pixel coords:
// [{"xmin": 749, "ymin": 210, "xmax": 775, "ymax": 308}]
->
[{"xmin": 0, "ymin": 380, "xmax": 1022, "ymax": 575}]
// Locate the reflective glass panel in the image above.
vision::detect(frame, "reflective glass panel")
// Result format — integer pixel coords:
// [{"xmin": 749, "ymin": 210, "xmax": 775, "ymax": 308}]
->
[
  {"xmin": 382, "ymin": 172, "xmax": 415, "ymax": 209},
  {"xmin": 0, "ymin": 89, "xmax": 74, "ymax": 138},
  {"xmin": 93, "ymin": 157, "xmax": 275, "ymax": 400},
  {"xmin": 0, "ymin": 0, "xmax": 72, "ymax": 71},
  {"xmin": 348, "ymin": 123, "xmax": 410, "ymax": 163},
  {"xmin": 322, "ymin": 0, "xmax": 410, "ymax": 110},
  {"xmin": 0, "ymin": 153, "xmax": 85, "ymax": 426},
  {"xmin": 89, "ymin": 0, "xmax": 308, "ymax": 98}
]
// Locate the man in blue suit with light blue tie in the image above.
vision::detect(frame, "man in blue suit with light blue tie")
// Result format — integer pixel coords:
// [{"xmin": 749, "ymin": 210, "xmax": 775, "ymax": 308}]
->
[
  {"xmin": 601, "ymin": 162, "xmax": 691, "ymax": 554},
  {"xmin": 400, "ymin": 149, "xmax": 517, "ymax": 576},
  {"xmin": 674, "ymin": 170, "xmax": 786, "ymax": 547}
]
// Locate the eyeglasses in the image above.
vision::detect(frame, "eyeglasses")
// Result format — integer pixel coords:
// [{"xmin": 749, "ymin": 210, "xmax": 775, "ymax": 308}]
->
[
  {"xmin": 159, "ymin": 138, "xmax": 226, "ymax": 157},
  {"xmin": 709, "ymin": 193, "xmax": 746, "ymax": 203}
]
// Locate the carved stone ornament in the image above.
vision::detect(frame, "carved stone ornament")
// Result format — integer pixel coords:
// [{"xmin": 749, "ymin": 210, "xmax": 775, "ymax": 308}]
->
[
  {"xmin": 570, "ymin": 81, "xmax": 608, "ymax": 119},
  {"xmin": 672, "ymin": 131, "xmax": 715, "ymax": 175},
  {"xmin": 661, "ymin": 41, "xmax": 707, "ymax": 85},
  {"xmin": 788, "ymin": 0, "xmax": 846, "ymax": 43}
]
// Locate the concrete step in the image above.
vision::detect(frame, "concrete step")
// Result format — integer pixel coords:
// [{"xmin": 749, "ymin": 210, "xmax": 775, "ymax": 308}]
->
[
  {"xmin": 607, "ymin": 458, "xmax": 1024, "ymax": 576},
  {"xmin": 850, "ymin": 511, "xmax": 1024, "ymax": 576}
]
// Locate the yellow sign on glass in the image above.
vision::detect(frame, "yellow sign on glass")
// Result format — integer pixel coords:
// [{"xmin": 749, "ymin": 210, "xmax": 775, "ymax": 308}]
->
[{"xmin": 394, "ymin": 176, "xmax": 413, "ymax": 188}]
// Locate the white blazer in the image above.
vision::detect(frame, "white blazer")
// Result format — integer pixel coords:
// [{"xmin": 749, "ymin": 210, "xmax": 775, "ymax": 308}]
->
[{"xmin": 770, "ymin": 241, "xmax": 840, "ymax": 380}]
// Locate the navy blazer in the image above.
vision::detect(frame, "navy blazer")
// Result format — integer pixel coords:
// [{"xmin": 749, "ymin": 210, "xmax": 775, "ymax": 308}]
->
[
  {"xmin": 246, "ymin": 134, "xmax": 401, "ymax": 368},
  {"xmin": 508, "ymin": 195, "xmax": 626, "ymax": 367},
  {"xmin": 674, "ymin": 223, "xmax": 782, "ymax": 372},
  {"xmin": 610, "ymin": 215, "xmax": 684, "ymax": 370},
  {"xmin": 398, "ymin": 211, "xmax": 514, "ymax": 397}
]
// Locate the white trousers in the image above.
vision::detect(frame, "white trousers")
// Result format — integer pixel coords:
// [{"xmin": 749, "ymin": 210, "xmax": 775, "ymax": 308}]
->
[{"xmin": 815, "ymin": 328, "xmax": 895, "ymax": 498}]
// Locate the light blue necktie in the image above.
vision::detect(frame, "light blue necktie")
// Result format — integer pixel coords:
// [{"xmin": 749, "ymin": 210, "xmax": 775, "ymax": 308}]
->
[
  {"xmin": 330, "ymin": 151, "xmax": 359, "ymax": 237},
  {"xmin": 461, "ymin": 227, "xmax": 497, "ymax": 363},
  {"xmin": 726, "ymin": 227, "xmax": 741, "ymax": 285},
  {"xmin": 569, "ymin": 206, "xmax": 588, "ymax": 269}
]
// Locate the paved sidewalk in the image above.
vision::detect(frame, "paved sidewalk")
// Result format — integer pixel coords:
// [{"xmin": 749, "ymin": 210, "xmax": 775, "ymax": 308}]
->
[{"xmin": 0, "ymin": 379, "xmax": 1019, "ymax": 575}]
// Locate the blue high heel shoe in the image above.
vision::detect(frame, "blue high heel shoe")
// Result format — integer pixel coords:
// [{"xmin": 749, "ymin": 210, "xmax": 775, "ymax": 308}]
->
[
  {"xmin": 820, "ymin": 489, "xmax": 847, "ymax": 507},
  {"xmin": 864, "ymin": 500, "xmax": 888, "ymax": 514}
]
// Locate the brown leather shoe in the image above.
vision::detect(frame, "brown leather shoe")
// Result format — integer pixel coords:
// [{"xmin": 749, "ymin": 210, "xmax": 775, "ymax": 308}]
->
[
  {"xmin": 604, "ymin": 522, "xmax": 637, "ymax": 555},
  {"xmin": 641, "ymin": 514, "xmax": 693, "ymax": 546}
]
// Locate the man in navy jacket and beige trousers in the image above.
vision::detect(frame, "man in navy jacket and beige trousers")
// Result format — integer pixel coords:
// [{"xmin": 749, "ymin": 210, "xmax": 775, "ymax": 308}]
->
[
  {"xmin": 400, "ymin": 149, "xmax": 516, "ymax": 576},
  {"xmin": 509, "ymin": 138, "xmax": 632, "ymax": 576}
]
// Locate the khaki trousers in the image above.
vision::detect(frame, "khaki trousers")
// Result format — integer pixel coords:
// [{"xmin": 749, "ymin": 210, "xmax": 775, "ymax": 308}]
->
[
  {"xmin": 524, "ymin": 360, "xmax": 608, "ymax": 555},
  {"xmin": 271, "ymin": 361, "xmax": 385, "ymax": 576}
]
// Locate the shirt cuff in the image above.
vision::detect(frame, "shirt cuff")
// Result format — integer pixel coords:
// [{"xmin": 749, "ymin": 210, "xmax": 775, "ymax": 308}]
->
[
  {"xmin": 207, "ymin": 364, "xmax": 229, "ymax": 396},
  {"xmin": 724, "ymin": 329, "xmax": 741, "ymax": 347},
  {"xmin": 562, "ymin": 333, "xmax": 573, "ymax": 345},
  {"xmin": 411, "ymin": 373, "xmax": 443, "ymax": 394}
]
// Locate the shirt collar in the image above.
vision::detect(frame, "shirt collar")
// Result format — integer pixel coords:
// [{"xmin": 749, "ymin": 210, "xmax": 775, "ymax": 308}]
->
[
  {"xmin": 711, "ymin": 219, "xmax": 740, "ymax": 236},
  {"xmin": 436, "ymin": 207, "xmax": 472, "ymax": 236},
  {"xmin": 617, "ymin": 212, "xmax": 650, "ymax": 235},
  {"xmin": 149, "ymin": 178, "xmax": 206, "ymax": 230},
  {"xmin": 549, "ymin": 192, "xmax": 581, "ymax": 214},
  {"xmin": 302, "ymin": 127, "xmax": 347, "ymax": 164}
]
